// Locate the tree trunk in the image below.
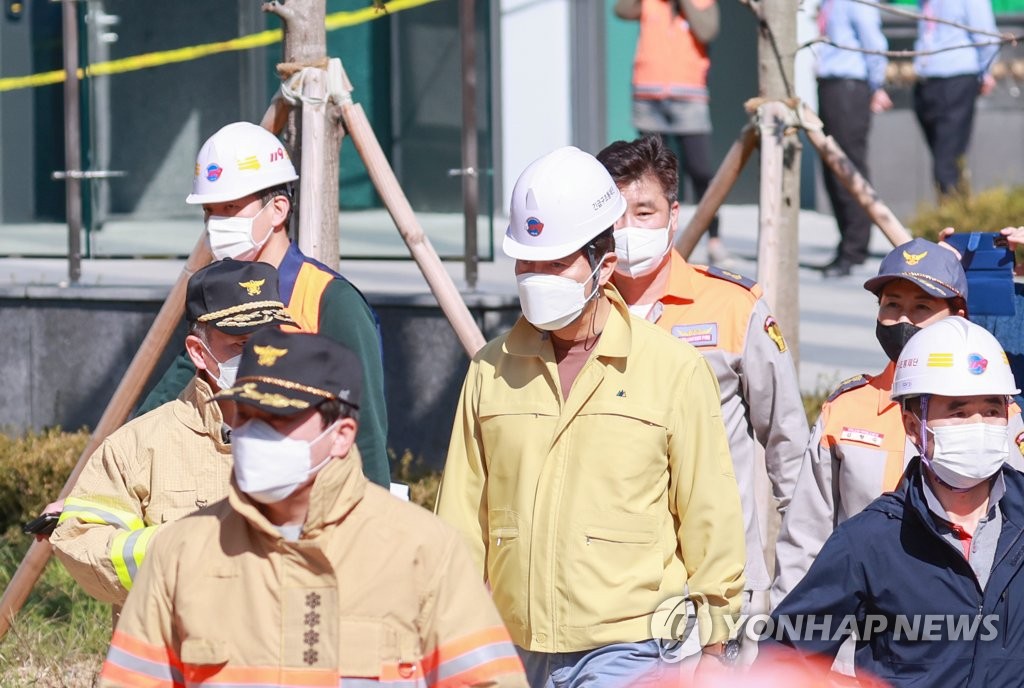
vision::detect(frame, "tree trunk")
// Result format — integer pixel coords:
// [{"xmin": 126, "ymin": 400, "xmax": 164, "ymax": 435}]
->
[
  {"xmin": 264, "ymin": 0, "xmax": 342, "ymax": 270},
  {"xmin": 755, "ymin": 0, "xmax": 801, "ymax": 365}
]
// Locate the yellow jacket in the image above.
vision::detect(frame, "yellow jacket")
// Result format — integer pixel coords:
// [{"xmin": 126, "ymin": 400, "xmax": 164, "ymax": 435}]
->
[
  {"xmin": 51, "ymin": 377, "xmax": 231, "ymax": 606},
  {"xmin": 436, "ymin": 286, "xmax": 745, "ymax": 652},
  {"xmin": 100, "ymin": 457, "xmax": 527, "ymax": 688}
]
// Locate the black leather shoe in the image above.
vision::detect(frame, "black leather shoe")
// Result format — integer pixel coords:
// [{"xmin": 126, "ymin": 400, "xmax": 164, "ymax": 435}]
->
[{"xmin": 821, "ymin": 259, "xmax": 853, "ymax": 278}]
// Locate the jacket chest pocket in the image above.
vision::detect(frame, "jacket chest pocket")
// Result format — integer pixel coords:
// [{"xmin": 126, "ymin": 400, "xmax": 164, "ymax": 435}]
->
[
  {"xmin": 573, "ymin": 402, "xmax": 668, "ymax": 484},
  {"xmin": 835, "ymin": 444, "xmax": 891, "ymax": 520},
  {"xmin": 146, "ymin": 488, "xmax": 200, "ymax": 524},
  {"xmin": 338, "ymin": 620, "xmax": 421, "ymax": 682},
  {"xmin": 478, "ymin": 400, "xmax": 557, "ymax": 479}
]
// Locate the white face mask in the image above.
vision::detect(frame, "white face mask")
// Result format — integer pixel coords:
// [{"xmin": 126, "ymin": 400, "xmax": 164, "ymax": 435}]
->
[
  {"xmin": 613, "ymin": 225, "xmax": 672, "ymax": 278},
  {"xmin": 924, "ymin": 422, "xmax": 1008, "ymax": 490},
  {"xmin": 232, "ymin": 418, "xmax": 339, "ymax": 504},
  {"xmin": 516, "ymin": 257, "xmax": 606, "ymax": 331},
  {"xmin": 206, "ymin": 201, "xmax": 273, "ymax": 261},
  {"xmin": 198, "ymin": 338, "xmax": 241, "ymax": 391}
]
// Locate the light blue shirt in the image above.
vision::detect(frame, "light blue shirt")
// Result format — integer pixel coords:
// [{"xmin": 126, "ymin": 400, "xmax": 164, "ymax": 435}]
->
[
  {"xmin": 914, "ymin": 0, "xmax": 999, "ymax": 77},
  {"xmin": 816, "ymin": 0, "xmax": 889, "ymax": 91}
]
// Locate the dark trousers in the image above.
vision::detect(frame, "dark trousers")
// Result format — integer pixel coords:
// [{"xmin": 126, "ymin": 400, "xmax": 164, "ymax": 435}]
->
[
  {"xmin": 641, "ymin": 131, "xmax": 719, "ymax": 238},
  {"xmin": 913, "ymin": 74, "xmax": 980, "ymax": 195},
  {"xmin": 818, "ymin": 78, "xmax": 873, "ymax": 265}
]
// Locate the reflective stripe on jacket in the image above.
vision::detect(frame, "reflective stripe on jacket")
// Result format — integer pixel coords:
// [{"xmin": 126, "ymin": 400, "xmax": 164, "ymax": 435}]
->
[
  {"xmin": 436, "ymin": 285, "xmax": 745, "ymax": 652},
  {"xmin": 99, "ymin": 457, "xmax": 527, "ymax": 688},
  {"xmin": 52, "ymin": 377, "xmax": 231, "ymax": 605}
]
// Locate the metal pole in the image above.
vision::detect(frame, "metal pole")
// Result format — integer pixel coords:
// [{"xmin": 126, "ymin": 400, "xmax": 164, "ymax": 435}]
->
[
  {"xmin": 459, "ymin": 0, "xmax": 479, "ymax": 290},
  {"xmin": 62, "ymin": 0, "xmax": 83, "ymax": 284}
]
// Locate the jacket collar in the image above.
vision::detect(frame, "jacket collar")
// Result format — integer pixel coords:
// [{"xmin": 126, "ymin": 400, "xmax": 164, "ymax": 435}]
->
[
  {"xmin": 227, "ymin": 450, "xmax": 368, "ymax": 543},
  {"xmin": 172, "ymin": 376, "xmax": 230, "ymax": 449},
  {"xmin": 660, "ymin": 252, "xmax": 699, "ymax": 304},
  {"xmin": 877, "ymin": 457, "xmax": 1024, "ymax": 536},
  {"xmin": 502, "ymin": 284, "xmax": 633, "ymax": 361},
  {"xmin": 875, "ymin": 361, "xmax": 898, "ymax": 415}
]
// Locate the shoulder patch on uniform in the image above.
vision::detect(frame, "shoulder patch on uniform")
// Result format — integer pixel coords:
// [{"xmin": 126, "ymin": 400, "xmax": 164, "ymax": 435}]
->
[
  {"xmin": 827, "ymin": 374, "xmax": 870, "ymax": 402},
  {"xmin": 764, "ymin": 316, "xmax": 787, "ymax": 352},
  {"xmin": 704, "ymin": 265, "xmax": 758, "ymax": 291}
]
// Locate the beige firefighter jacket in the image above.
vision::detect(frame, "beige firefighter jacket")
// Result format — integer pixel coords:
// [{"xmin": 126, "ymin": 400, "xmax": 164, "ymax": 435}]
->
[
  {"xmin": 51, "ymin": 377, "xmax": 231, "ymax": 606},
  {"xmin": 100, "ymin": 456, "xmax": 527, "ymax": 688}
]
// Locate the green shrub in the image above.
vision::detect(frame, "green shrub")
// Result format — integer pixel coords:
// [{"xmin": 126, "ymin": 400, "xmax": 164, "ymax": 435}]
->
[
  {"xmin": 390, "ymin": 449, "xmax": 442, "ymax": 512},
  {"xmin": 0, "ymin": 428, "xmax": 88, "ymax": 539},
  {"xmin": 907, "ymin": 186, "xmax": 1024, "ymax": 244}
]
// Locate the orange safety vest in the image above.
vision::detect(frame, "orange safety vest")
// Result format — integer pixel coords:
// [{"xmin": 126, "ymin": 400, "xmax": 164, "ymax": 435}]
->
[
  {"xmin": 633, "ymin": 0, "xmax": 712, "ymax": 101},
  {"xmin": 281, "ymin": 261, "xmax": 334, "ymax": 334}
]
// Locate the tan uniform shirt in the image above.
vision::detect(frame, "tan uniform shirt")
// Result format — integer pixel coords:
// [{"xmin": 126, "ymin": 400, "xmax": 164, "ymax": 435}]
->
[{"xmin": 52, "ymin": 377, "xmax": 231, "ymax": 606}]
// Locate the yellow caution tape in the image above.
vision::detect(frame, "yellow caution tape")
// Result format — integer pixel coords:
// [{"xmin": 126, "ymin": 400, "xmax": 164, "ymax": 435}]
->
[{"xmin": 0, "ymin": 0, "xmax": 439, "ymax": 94}]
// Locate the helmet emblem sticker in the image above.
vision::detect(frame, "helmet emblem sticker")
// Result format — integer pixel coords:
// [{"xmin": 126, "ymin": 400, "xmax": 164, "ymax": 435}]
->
[
  {"xmin": 967, "ymin": 353, "xmax": 988, "ymax": 375},
  {"xmin": 526, "ymin": 217, "xmax": 544, "ymax": 237},
  {"xmin": 205, "ymin": 163, "xmax": 223, "ymax": 182}
]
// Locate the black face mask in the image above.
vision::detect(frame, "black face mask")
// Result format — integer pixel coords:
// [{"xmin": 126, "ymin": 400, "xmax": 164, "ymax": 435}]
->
[{"xmin": 875, "ymin": 321, "xmax": 922, "ymax": 362}]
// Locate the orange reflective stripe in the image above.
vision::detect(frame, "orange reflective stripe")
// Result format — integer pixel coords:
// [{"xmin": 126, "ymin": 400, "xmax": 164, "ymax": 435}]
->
[
  {"xmin": 109, "ymin": 630, "xmax": 183, "ymax": 667},
  {"xmin": 421, "ymin": 625, "xmax": 513, "ymax": 673},
  {"xmin": 432, "ymin": 656, "xmax": 525, "ymax": 688},
  {"xmin": 184, "ymin": 664, "xmax": 338, "ymax": 686},
  {"xmin": 100, "ymin": 661, "xmax": 181, "ymax": 688},
  {"xmin": 282, "ymin": 262, "xmax": 333, "ymax": 333}
]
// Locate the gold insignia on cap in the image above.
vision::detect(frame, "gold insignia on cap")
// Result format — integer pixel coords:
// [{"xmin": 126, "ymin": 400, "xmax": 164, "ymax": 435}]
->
[
  {"xmin": 238, "ymin": 279, "xmax": 265, "ymax": 296},
  {"xmin": 903, "ymin": 250, "xmax": 928, "ymax": 266},
  {"xmin": 253, "ymin": 345, "xmax": 288, "ymax": 367}
]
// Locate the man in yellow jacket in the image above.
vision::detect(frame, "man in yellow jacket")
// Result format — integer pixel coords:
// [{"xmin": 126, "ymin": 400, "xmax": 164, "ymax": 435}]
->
[
  {"xmin": 435, "ymin": 146, "xmax": 746, "ymax": 686},
  {"xmin": 50, "ymin": 259, "xmax": 295, "ymax": 605},
  {"xmin": 100, "ymin": 329, "xmax": 527, "ymax": 688}
]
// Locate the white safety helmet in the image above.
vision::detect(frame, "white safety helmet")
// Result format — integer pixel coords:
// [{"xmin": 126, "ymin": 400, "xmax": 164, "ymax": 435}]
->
[
  {"xmin": 503, "ymin": 146, "xmax": 627, "ymax": 261},
  {"xmin": 891, "ymin": 316, "xmax": 1019, "ymax": 400},
  {"xmin": 186, "ymin": 122, "xmax": 299, "ymax": 205}
]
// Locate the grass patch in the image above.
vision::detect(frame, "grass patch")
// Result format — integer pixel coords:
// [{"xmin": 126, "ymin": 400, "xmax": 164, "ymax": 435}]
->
[{"xmin": 907, "ymin": 186, "xmax": 1024, "ymax": 252}]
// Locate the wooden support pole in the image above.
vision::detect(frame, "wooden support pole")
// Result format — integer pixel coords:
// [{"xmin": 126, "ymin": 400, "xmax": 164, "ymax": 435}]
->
[
  {"xmin": 800, "ymin": 103, "xmax": 912, "ymax": 248},
  {"xmin": 756, "ymin": 100, "xmax": 802, "ymax": 364},
  {"xmin": 675, "ymin": 125, "xmax": 758, "ymax": 260},
  {"xmin": 339, "ymin": 100, "xmax": 487, "ymax": 357},
  {"xmin": 0, "ymin": 234, "xmax": 213, "ymax": 640},
  {"xmin": 298, "ymin": 69, "xmax": 328, "ymax": 262},
  {"xmin": 61, "ymin": 0, "xmax": 83, "ymax": 284}
]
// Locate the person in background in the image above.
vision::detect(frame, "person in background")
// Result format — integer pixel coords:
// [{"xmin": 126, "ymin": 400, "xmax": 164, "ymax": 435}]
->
[
  {"xmin": 51, "ymin": 260, "xmax": 294, "ymax": 606},
  {"xmin": 912, "ymin": 0, "xmax": 999, "ymax": 196},
  {"xmin": 137, "ymin": 121, "xmax": 390, "ymax": 488},
  {"xmin": 815, "ymin": 0, "xmax": 892, "ymax": 278},
  {"xmin": 615, "ymin": 0, "xmax": 733, "ymax": 265},
  {"xmin": 599, "ymin": 135, "xmax": 807, "ymax": 664}
]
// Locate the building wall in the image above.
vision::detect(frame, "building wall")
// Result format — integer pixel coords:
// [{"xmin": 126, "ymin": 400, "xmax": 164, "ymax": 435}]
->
[{"xmin": 0, "ymin": 288, "xmax": 519, "ymax": 469}]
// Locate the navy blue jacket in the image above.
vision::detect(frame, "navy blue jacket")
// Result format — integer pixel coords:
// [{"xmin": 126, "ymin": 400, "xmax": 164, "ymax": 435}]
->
[{"xmin": 767, "ymin": 459, "xmax": 1024, "ymax": 687}]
